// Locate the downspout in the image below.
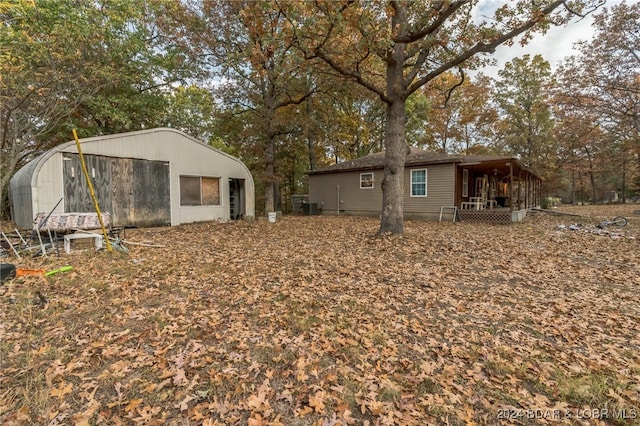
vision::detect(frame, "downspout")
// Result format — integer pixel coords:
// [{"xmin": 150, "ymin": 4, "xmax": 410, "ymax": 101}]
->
[{"xmin": 336, "ymin": 184, "xmax": 340, "ymax": 215}]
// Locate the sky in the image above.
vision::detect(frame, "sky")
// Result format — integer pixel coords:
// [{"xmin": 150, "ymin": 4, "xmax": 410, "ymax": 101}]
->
[
  {"xmin": 475, "ymin": 0, "xmax": 637, "ymax": 76},
  {"xmin": 485, "ymin": 15, "xmax": 594, "ymax": 74}
]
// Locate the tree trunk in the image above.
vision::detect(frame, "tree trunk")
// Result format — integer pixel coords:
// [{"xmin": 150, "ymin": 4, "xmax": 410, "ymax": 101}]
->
[
  {"xmin": 264, "ymin": 131, "xmax": 276, "ymax": 214},
  {"xmin": 621, "ymin": 151, "xmax": 627, "ymax": 203},
  {"xmin": 274, "ymin": 181, "xmax": 282, "ymax": 212},
  {"xmin": 584, "ymin": 146, "xmax": 597, "ymax": 204},
  {"xmin": 377, "ymin": 19, "xmax": 408, "ymax": 236},
  {"xmin": 571, "ymin": 168, "xmax": 576, "ymax": 206},
  {"xmin": 263, "ymin": 85, "xmax": 278, "ymax": 216},
  {"xmin": 589, "ymin": 168, "xmax": 597, "ymax": 205},
  {"xmin": 0, "ymin": 132, "xmax": 24, "ymax": 220},
  {"xmin": 378, "ymin": 98, "xmax": 407, "ymax": 235},
  {"xmin": 306, "ymin": 98, "xmax": 316, "ymax": 171}
]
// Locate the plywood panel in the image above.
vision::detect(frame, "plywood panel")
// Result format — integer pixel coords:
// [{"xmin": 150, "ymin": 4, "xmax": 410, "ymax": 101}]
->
[
  {"xmin": 110, "ymin": 158, "xmax": 135, "ymax": 226},
  {"xmin": 132, "ymin": 159, "xmax": 170, "ymax": 226},
  {"xmin": 202, "ymin": 177, "xmax": 220, "ymax": 205},
  {"xmin": 63, "ymin": 154, "xmax": 112, "ymax": 215}
]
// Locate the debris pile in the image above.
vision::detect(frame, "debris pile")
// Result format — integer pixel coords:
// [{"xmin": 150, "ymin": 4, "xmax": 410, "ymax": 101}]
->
[{"xmin": 556, "ymin": 223, "xmax": 635, "ymax": 240}]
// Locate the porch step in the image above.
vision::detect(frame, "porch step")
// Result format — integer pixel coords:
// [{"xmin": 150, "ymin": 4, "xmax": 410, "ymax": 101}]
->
[{"xmin": 458, "ymin": 209, "xmax": 523, "ymax": 224}]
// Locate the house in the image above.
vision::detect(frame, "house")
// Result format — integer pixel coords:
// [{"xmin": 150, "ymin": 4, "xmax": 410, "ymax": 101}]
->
[
  {"xmin": 307, "ymin": 147, "xmax": 542, "ymax": 223},
  {"xmin": 9, "ymin": 128, "xmax": 255, "ymax": 229}
]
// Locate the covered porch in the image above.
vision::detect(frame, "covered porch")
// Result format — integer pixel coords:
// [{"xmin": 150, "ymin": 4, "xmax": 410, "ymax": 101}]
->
[{"xmin": 455, "ymin": 158, "xmax": 542, "ymax": 224}]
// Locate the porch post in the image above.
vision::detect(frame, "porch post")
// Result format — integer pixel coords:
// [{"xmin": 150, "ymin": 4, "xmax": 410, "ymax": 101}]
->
[
  {"xmin": 531, "ymin": 174, "xmax": 535, "ymax": 207},
  {"xmin": 527, "ymin": 172, "xmax": 531, "ymax": 209},
  {"xmin": 525, "ymin": 172, "xmax": 529, "ymax": 209},
  {"xmin": 529, "ymin": 173, "xmax": 533, "ymax": 208},
  {"xmin": 538, "ymin": 178, "xmax": 542, "ymax": 207},
  {"xmin": 518, "ymin": 170, "xmax": 523, "ymax": 210},
  {"xmin": 508, "ymin": 162, "xmax": 514, "ymax": 212}
]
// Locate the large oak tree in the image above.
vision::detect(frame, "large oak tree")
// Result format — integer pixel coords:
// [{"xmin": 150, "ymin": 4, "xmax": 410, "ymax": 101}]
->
[{"xmin": 283, "ymin": 0, "xmax": 604, "ymax": 235}]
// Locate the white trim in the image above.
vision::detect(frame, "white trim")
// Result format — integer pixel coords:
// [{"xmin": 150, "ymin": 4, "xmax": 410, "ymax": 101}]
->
[
  {"xmin": 360, "ymin": 172, "xmax": 374, "ymax": 189},
  {"xmin": 410, "ymin": 168, "xmax": 427, "ymax": 197},
  {"xmin": 462, "ymin": 169, "xmax": 469, "ymax": 198}
]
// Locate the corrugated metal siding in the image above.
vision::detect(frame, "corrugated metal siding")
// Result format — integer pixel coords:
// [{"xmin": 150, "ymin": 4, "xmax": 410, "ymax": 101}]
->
[
  {"xmin": 309, "ymin": 163, "xmax": 456, "ymax": 218},
  {"xmin": 65, "ymin": 130, "xmax": 255, "ymax": 225},
  {"xmin": 32, "ymin": 152, "xmax": 65, "ymax": 225},
  {"xmin": 9, "ymin": 153, "xmax": 44, "ymax": 228},
  {"xmin": 10, "ymin": 128, "xmax": 255, "ymax": 227}
]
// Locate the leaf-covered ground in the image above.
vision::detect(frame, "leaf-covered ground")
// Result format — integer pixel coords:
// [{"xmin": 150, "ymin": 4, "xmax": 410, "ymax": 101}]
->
[{"xmin": 1, "ymin": 205, "xmax": 639, "ymax": 425}]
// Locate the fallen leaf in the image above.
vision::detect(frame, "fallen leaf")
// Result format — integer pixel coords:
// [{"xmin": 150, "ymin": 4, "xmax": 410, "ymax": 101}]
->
[{"xmin": 50, "ymin": 381, "xmax": 73, "ymax": 400}]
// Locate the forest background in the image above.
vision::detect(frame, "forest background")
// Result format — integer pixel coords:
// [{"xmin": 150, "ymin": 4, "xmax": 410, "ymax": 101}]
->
[{"xmin": 1, "ymin": 0, "xmax": 639, "ymax": 220}]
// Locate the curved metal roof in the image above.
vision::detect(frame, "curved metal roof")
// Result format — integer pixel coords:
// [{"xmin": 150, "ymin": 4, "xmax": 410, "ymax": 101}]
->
[{"xmin": 10, "ymin": 127, "xmax": 253, "ymax": 188}]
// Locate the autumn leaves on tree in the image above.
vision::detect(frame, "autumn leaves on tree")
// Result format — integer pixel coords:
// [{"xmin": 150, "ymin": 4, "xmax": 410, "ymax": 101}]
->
[{"xmin": 3, "ymin": 1, "xmax": 637, "ymax": 233}]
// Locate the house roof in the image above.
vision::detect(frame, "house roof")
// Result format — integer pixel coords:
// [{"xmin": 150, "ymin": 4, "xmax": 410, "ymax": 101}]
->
[{"xmin": 308, "ymin": 147, "xmax": 536, "ymax": 177}]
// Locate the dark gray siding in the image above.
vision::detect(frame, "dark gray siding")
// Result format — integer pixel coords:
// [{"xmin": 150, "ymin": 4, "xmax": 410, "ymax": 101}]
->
[
  {"xmin": 309, "ymin": 163, "xmax": 456, "ymax": 219},
  {"xmin": 404, "ymin": 164, "xmax": 456, "ymax": 216},
  {"xmin": 309, "ymin": 170, "xmax": 383, "ymax": 214}
]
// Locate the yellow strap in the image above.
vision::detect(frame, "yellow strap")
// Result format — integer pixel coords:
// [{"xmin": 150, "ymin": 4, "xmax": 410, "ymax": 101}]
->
[{"xmin": 72, "ymin": 129, "xmax": 112, "ymax": 252}]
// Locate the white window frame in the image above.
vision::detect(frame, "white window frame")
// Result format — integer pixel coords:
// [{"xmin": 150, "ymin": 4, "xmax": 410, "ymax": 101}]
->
[
  {"xmin": 462, "ymin": 169, "xmax": 469, "ymax": 198},
  {"xmin": 410, "ymin": 169, "xmax": 427, "ymax": 197},
  {"xmin": 360, "ymin": 172, "xmax": 374, "ymax": 189}
]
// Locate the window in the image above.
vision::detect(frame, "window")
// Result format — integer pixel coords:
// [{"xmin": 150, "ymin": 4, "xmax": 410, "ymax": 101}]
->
[
  {"xmin": 462, "ymin": 169, "xmax": 469, "ymax": 197},
  {"xmin": 360, "ymin": 172, "xmax": 374, "ymax": 189},
  {"xmin": 410, "ymin": 169, "xmax": 427, "ymax": 197},
  {"xmin": 180, "ymin": 176, "xmax": 220, "ymax": 206}
]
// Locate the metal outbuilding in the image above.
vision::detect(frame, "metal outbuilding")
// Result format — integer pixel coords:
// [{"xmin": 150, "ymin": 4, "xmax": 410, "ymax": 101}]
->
[{"xmin": 10, "ymin": 128, "xmax": 255, "ymax": 229}]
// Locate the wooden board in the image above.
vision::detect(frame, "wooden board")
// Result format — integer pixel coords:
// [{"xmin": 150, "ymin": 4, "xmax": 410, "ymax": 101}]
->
[
  {"xmin": 132, "ymin": 159, "xmax": 170, "ymax": 227},
  {"xmin": 63, "ymin": 154, "xmax": 170, "ymax": 227},
  {"xmin": 63, "ymin": 154, "xmax": 112, "ymax": 215},
  {"xmin": 111, "ymin": 158, "xmax": 135, "ymax": 226}
]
